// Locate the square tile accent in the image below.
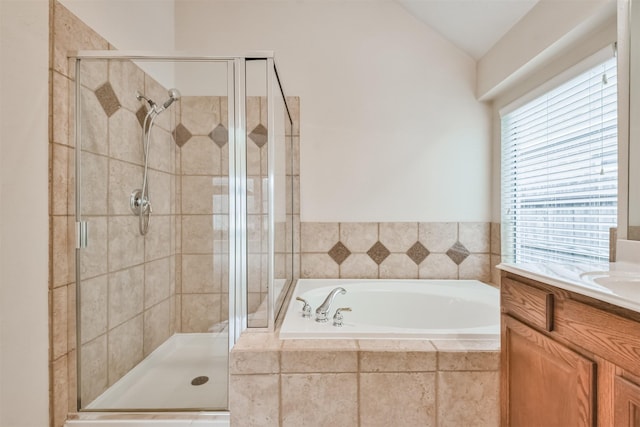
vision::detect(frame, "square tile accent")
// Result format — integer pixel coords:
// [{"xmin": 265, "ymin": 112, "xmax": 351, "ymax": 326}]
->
[
  {"xmin": 249, "ymin": 124, "xmax": 268, "ymax": 148},
  {"xmin": 94, "ymin": 82, "xmax": 120, "ymax": 117},
  {"xmin": 209, "ymin": 123, "xmax": 229, "ymax": 147},
  {"xmin": 406, "ymin": 241, "xmax": 429, "ymax": 265},
  {"xmin": 135, "ymin": 106, "xmax": 147, "ymax": 129},
  {"xmin": 446, "ymin": 241, "xmax": 470, "ymax": 265},
  {"xmin": 328, "ymin": 242, "xmax": 351, "ymax": 265},
  {"xmin": 172, "ymin": 123, "xmax": 192, "ymax": 147},
  {"xmin": 367, "ymin": 241, "xmax": 391, "ymax": 265}
]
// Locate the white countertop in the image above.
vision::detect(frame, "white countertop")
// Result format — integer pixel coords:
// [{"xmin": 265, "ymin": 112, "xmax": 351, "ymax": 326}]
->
[{"xmin": 498, "ymin": 261, "xmax": 640, "ymax": 314}]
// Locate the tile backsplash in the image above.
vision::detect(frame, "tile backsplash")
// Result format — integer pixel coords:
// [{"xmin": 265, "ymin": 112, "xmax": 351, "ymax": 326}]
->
[{"xmin": 301, "ymin": 222, "xmax": 499, "ymax": 283}]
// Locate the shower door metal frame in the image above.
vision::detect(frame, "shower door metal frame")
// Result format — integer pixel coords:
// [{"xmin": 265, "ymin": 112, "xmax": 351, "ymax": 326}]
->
[{"xmin": 70, "ymin": 51, "xmax": 276, "ymax": 411}]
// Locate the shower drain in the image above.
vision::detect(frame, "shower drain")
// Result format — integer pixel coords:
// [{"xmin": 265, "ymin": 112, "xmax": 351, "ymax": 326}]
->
[{"xmin": 191, "ymin": 376, "xmax": 209, "ymax": 386}]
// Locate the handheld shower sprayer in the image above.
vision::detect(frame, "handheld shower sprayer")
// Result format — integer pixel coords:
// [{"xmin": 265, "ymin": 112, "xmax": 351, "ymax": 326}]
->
[{"xmin": 131, "ymin": 87, "xmax": 181, "ymax": 235}]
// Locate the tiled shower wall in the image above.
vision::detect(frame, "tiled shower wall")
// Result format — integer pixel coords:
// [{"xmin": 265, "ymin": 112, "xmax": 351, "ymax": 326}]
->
[
  {"xmin": 50, "ymin": 1, "xmax": 179, "ymax": 420},
  {"xmin": 300, "ymin": 222, "xmax": 502, "ymax": 284}
]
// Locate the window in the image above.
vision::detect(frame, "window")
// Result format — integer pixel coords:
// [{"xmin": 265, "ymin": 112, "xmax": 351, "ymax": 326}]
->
[{"xmin": 501, "ymin": 56, "xmax": 617, "ymax": 264}]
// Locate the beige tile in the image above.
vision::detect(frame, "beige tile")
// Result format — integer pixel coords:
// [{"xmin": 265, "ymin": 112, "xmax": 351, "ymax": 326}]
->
[
  {"xmin": 281, "ymin": 373, "xmax": 357, "ymax": 427},
  {"xmin": 148, "ymin": 170, "xmax": 171, "ymax": 215},
  {"xmin": 144, "ymin": 214, "xmax": 171, "ymax": 261},
  {"xmin": 108, "ymin": 216, "xmax": 144, "ymax": 271},
  {"xmin": 281, "ymin": 340, "xmax": 358, "ymax": 373},
  {"xmin": 53, "ymin": 2, "xmax": 109, "ymax": 78},
  {"xmin": 181, "ymin": 294, "xmax": 221, "ymax": 333},
  {"xmin": 80, "ymin": 216, "xmax": 108, "ymax": 279},
  {"xmin": 80, "ymin": 275, "xmax": 107, "ymax": 344},
  {"xmin": 52, "ymin": 286, "xmax": 68, "ymax": 360},
  {"xmin": 490, "ymin": 222, "xmax": 501, "ymax": 255},
  {"xmin": 418, "ymin": 253, "xmax": 458, "ymax": 279},
  {"xmin": 53, "ymin": 72, "xmax": 70, "ymax": 146},
  {"xmin": 437, "ymin": 371, "xmax": 499, "ymax": 427},
  {"xmin": 182, "ymin": 175, "xmax": 215, "ymax": 214},
  {"xmin": 143, "ymin": 298, "xmax": 171, "ymax": 357},
  {"xmin": 285, "ymin": 96, "xmax": 300, "ymax": 136},
  {"xmin": 300, "ymin": 222, "xmax": 339, "ymax": 252},
  {"xmin": 67, "ymin": 283, "xmax": 77, "ymax": 353},
  {"xmin": 108, "ymin": 159, "xmax": 143, "ymax": 215},
  {"xmin": 300, "ymin": 254, "xmax": 339, "ymax": 278},
  {"xmin": 491, "ymin": 254, "xmax": 502, "ymax": 286},
  {"xmin": 339, "ymin": 222, "xmax": 378, "ymax": 252},
  {"xmin": 379, "ymin": 222, "xmax": 418, "ymax": 252},
  {"xmin": 52, "ymin": 355, "xmax": 69, "ymax": 427},
  {"xmin": 80, "ymin": 335, "xmax": 108, "ymax": 406},
  {"xmin": 360, "ymin": 372, "xmax": 436, "ymax": 427},
  {"xmin": 147, "ymin": 125, "xmax": 174, "ymax": 173},
  {"xmin": 418, "ymin": 222, "xmax": 457, "ymax": 253},
  {"xmin": 459, "ymin": 222, "xmax": 490, "ymax": 253},
  {"xmin": 79, "ymin": 86, "xmax": 108, "ymax": 156},
  {"xmin": 181, "ymin": 96, "xmax": 220, "ymax": 136},
  {"xmin": 108, "ymin": 266, "xmax": 144, "ymax": 328},
  {"xmin": 52, "ymin": 216, "xmax": 72, "ymax": 287},
  {"xmin": 108, "ymin": 59, "xmax": 144, "ymax": 113},
  {"xmin": 67, "ymin": 349, "xmax": 77, "ymax": 413},
  {"xmin": 339, "ymin": 253, "xmax": 378, "ymax": 279},
  {"xmin": 359, "ymin": 340, "xmax": 437, "ymax": 372},
  {"xmin": 182, "ymin": 254, "xmax": 216, "ymax": 293},
  {"xmin": 78, "ymin": 58, "xmax": 108, "ymax": 91},
  {"xmin": 246, "ymin": 139, "xmax": 262, "ymax": 176},
  {"xmin": 459, "ymin": 253, "xmax": 491, "ymax": 282},
  {"xmin": 433, "ymin": 345, "xmax": 500, "ymax": 372},
  {"xmin": 379, "ymin": 253, "xmax": 419, "ymax": 279},
  {"xmin": 145, "ymin": 257, "xmax": 171, "ymax": 308},
  {"xmin": 230, "ymin": 332, "xmax": 281, "ymax": 374},
  {"xmin": 181, "ymin": 136, "xmax": 220, "ymax": 175},
  {"xmin": 108, "ymin": 108, "xmax": 143, "ymax": 165},
  {"xmin": 108, "ymin": 315, "xmax": 143, "ymax": 385},
  {"xmin": 80, "ymin": 151, "xmax": 108, "ymax": 215},
  {"xmin": 246, "ymin": 97, "xmax": 261, "ymax": 140},
  {"xmin": 246, "ymin": 176, "xmax": 263, "ymax": 215},
  {"xmin": 229, "ymin": 374, "xmax": 279, "ymax": 427},
  {"xmin": 247, "ymin": 214, "xmax": 264, "ymax": 254},
  {"xmin": 182, "ymin": 215, "xmax": 213, "ymax": 254}
]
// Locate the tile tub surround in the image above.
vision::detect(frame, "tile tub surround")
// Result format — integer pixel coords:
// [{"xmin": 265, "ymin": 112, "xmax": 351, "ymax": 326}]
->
[
  {"xmin": 229, "ymin": 333, "xmax": 499, "ymax": 426},
  {"xmin": 301, "ymin": 222, "xmax": 496, "ymax": 283}
]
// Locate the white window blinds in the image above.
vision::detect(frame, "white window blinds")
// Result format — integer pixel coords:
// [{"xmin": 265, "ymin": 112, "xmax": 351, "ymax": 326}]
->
[{"xmin": 501, "ymin": 56, "xmax": 617, "ymax": 264}]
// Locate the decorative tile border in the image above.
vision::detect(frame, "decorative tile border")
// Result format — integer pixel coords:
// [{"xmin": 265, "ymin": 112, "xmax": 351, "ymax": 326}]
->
[{"xmin": 301, "ymin": 222, "xmax": 494, "ymax": 282}]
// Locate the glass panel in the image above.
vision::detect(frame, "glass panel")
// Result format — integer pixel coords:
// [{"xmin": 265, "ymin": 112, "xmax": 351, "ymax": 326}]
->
[
  {"xmin": 76, "ymin": 57, "xmax": 231, "ymax": 411},
  {"xmin": 246, "ymin": 60, "xmax": 269, "ymax": 328},
  {"xmin": 272, "ymin": 64, "xmax": 295, "ymax": 321}
]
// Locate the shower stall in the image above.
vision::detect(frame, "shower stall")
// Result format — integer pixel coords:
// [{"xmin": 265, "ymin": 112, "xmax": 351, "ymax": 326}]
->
[{"xmin": 73, "ymin": 52, "xmax": 296, "ymax": 412}]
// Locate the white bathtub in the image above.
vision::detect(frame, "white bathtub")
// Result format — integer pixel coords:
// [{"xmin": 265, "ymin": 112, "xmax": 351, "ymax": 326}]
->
[{"xmin": 279, "ymin": 279, "xmax": 500, "ymax": 339}]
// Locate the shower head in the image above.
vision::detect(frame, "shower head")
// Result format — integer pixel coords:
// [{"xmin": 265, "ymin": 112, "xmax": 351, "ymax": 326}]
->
[{"xmin": 161, "ymin": 88, "xmax": 181, "ymax": 109}]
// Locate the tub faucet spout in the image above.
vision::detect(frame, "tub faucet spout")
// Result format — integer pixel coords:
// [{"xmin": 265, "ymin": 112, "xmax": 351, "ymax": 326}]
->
[{"xmin": 315, "ymin": 287, "xmax": 346, "ymax": 322}]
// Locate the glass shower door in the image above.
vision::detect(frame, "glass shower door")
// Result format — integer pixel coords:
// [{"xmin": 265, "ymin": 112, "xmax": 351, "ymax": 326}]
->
[{"xmin": 75, "ymin": 55, "xmax": 233, "ymax": 411}]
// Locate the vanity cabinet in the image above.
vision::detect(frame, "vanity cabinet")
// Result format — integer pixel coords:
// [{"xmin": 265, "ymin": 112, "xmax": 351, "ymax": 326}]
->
[{"xmin": 501, "ymin": 272, "xmax": 640, "ymax": 427}]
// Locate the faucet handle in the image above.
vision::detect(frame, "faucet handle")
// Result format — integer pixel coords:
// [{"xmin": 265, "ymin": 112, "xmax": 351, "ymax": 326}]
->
[
  {"xmin": 332, "ymin": 307, "xmax": 352, "ymax": 327},
  {"xmin": 295, "ymin": 297, "xmax": 311, "ymax": 318}
]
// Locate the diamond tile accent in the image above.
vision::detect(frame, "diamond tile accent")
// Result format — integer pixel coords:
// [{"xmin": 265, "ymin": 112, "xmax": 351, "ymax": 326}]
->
[
  {"xmin": 248, "ymin": 124, "xmax": 268, "ymax": 148},
  {"xmin": 406, "ymin": 241, "xmax": 429, "ymax": 265},
  {"xmin": 135, "ymin": 106, "xmax": 148, "ymax": 129},
  {"xmin": 209, "ymin": 123, "xmax": 229, "ymax": 147},
  {"xmin": 328, "ymin": 242, "xmax": 351, "ymax": 265},
  {"xmin": 94, "ymin": 82, "xmax": 120, "ymax": 117},
  {"xmin": 367, "ymin": 241, "xmax": 391, "ymax": 265},
  {"xmin": 446, "ymin": 241, "xmax": 470, "ymax": 265},
  {"xmin": 173, "ymin": 123, "xmax": 193, "ymax": 147}
]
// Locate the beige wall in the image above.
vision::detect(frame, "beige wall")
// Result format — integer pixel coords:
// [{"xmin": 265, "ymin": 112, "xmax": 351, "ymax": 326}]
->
[
  {"xmin": 174, "ymin": 0, "xmax": 492, "ymax": 223},
  {"xmin": 0, "ymin": 1, "xmax": 50, "ymax": 426}
]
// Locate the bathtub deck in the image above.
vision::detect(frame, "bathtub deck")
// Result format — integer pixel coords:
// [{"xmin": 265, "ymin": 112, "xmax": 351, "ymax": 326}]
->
[{"xmin": 86, "ymin": 333, "xmax": 229, "ymax": 410}]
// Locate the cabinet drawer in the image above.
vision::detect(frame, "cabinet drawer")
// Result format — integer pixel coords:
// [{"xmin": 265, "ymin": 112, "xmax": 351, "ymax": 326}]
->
[{"xmin": 502, "ymin": 278, "xmax": 554, "ymax": 331}]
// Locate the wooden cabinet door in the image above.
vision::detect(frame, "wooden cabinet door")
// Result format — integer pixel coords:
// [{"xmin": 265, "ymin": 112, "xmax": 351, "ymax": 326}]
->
[
  {"xmin": 502, "ymin": 315, "xmax": 596, "ymax": 427},
  {"xmin": 615, "ymin": 376, "xmax": 640, "ymax": 426}
]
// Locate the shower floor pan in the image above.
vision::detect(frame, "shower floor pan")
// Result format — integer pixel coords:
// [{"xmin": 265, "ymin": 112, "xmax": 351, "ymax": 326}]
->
[{"xmin": 86, "ymin": 333, "xmax": 229, "ymax": 410}]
